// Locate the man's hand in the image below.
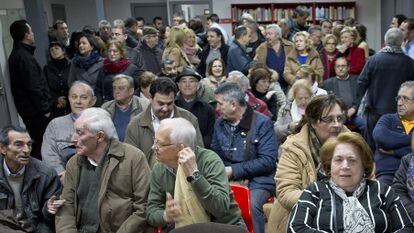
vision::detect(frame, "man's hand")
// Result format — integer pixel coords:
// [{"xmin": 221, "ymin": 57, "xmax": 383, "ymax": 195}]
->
[
  {"xmin": 178, "ymin": 147, "xmax": 198, "ymax": 177},
  {"xmin": 347, "ymin": 107, "xmax": 356, "ymax": 118},
  {"xmin": 225, "ymin": 166, "xmax": 233, "ymax": 179},
  {"xmin": 379, "ymin": 148, "xmax": 394, "ymax": 155},
  {"xmin": 47, "ymin": 195, "xmax": 65, "ymax": 214},
  {"xmin": 163, "ymin": 192, "xmax": 181, "ymax": 223},
  {"xmin": 57, "ymin": 96, "xmax": 67, "ymax": 108},
  {"xmin": 58, "ymin": 171, "xmax": 65, "ymax": 185}
]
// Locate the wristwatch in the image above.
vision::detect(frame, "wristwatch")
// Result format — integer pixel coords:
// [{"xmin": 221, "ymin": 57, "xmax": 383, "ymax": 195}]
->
[{"xmin": 186, "ymin": 170, "xmax": 201, "ymax": 183}]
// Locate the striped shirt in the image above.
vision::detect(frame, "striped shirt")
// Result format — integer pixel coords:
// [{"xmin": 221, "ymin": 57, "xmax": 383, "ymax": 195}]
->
[{"xmin": 288, "ymin": 179, "xmax": 414, "ymax": 232}]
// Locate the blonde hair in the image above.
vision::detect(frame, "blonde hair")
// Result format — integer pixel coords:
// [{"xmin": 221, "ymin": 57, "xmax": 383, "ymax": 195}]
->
[
  {"xmin": 340, "ymin": 26, "xmax": 360, "ymax": 44},
  {"xmin": 288, "ymin": 79, "xmax": 312, "ymax": 101},
  {"xmin": 293, "ymin": 31, "xmax": 313, "ymax": 51},
  {"xmin": 165, "ymin": 26, "xmax": 185, "ymax": 48},
  {"xmin": 296, "ymin": 64, "xmax": 318, "ymax": 83},
  {"xmin": 322, "ymin": 34, "xmax": 338, "ymax": 46},
  {"xmin": 106, "ymin": 40, "xmax": 126, "ymax": 58}
]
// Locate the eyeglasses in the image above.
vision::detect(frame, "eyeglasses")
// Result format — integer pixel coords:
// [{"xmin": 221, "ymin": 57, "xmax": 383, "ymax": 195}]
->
[
  {"xmin": 319, "ymin": 115, "xmax": 346, "ymax": 124},
  {"xmin": 395, "ymin": 95, "xmax": 414, "ymax": 103},
  {"xmin": 153, "ymin": 138, "xmax": 173, "ymax": 149}
]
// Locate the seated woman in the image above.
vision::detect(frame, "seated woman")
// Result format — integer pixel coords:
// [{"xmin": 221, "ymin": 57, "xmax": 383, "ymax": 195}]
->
[
  {"xmin": 95, "ymin": 40, "xmax": 140, "ymax": 105},
  {"xmin": 337, "ymin": 26, "xmax": 366, "ymax": 75},
  {"xmin": 284, "ymin": 31, "xmax": 324, "ymax": 87},
  {"xmin": 268, "ymin": 94, "xmax": 349, "ymax": 233},
  {"xmin": 275, "ymin": 79, "xmax": 312, "ymax": 143},
  {"xmin": 250, "ymin": 65, "xmax": 286, "ymax": 121},
  {"xmin": 201, "ymin": 58, "xmax": 227, "ymax": 92},
  {"xmin": 392, "ymin": 139, "xmax": 414, "ymax": 219},
  {"xmin": 320, "ymin": 34, "xmax": 338, "ymax": 80},
  {"xmin": 289, "ymin": 132, "xmax": 414, "ymax": 232},
  {"xmin": 296, "ymin": 64, "xmax": 327, "ymax": 96}
]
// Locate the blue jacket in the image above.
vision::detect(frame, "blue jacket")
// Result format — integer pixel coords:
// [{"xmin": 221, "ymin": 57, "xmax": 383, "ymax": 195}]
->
[
  {"xmin": 373, "ymin": 113, "xmax": 412, "ymax": 177},
  {"xmin": 211, "ymin": 107, "xmax": 278, "ymax": 193},
  {"xmin": 227, "ymin": 40, "xmax": 252, "ymax": 75}
]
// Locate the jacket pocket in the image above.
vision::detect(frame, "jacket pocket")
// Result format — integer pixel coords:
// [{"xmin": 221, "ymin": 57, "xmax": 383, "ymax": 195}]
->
[{"xmin": 0, "ymin": 193, "xmax": 8, "ymax": 209}]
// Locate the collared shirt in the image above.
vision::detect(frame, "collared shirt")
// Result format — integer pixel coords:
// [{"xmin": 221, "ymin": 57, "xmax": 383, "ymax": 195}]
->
[
  {"xmin": 115, "ymin": 98, "xmax": 133, "ymax": 112},
  {"xmin": 151, "ymin": 108, "xmax": 174, "ymax": 133},
  {"xmin": 3, "ymin": 159, "xmax": 25, "ymax": 177},
  {"xmin": 403, "ymin": 40, "xmax": 414, "ymax": 60}
]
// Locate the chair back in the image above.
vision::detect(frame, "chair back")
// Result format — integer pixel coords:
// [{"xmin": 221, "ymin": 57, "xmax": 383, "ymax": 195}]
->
[{"xmin": 230, "ymin": 184, "xmax": 254, "ymax": 233}]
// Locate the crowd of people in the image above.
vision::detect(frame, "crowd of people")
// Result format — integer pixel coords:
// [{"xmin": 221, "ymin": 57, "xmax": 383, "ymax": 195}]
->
[{"xmin": 3, "ymin": 4, "xmax": 414, "ymax": 232}]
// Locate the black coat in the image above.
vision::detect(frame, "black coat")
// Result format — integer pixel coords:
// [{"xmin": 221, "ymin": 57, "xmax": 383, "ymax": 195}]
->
[
  {"xmin": 175, "ymin": 95, "xmax": 216, "ymax": 148},
  {"xmin": 8, "ymin": 43, "xmax": 51, "ymax": 118},
  {"xmin": 43, "ymin": 58, "xmax": 71, "ymax": 118},
  {"xmin": 0, "ymin": 156, "xmax": 61, "ymax": 232},
  {"xmin": 197, "ymin": 43, "xmax": 229, "ymax": 77},
  {"xmin": 137, "ymin": 41, "xmax": 163, "ymax": 76}
]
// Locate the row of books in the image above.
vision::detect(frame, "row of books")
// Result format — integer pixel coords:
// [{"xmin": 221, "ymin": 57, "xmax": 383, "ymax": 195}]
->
[{"xmin": 232, "ymin": 6, "xmax": 355, "ymax": 22}]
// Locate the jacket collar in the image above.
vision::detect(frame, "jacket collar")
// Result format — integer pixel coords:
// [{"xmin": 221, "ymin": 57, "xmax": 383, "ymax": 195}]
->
[
  {"xmin": 0, "ymin": 156, "xmax": 41, "ymax": 193},
  {"xmin": 286, "ymin": 47, "xmax": 319, "ymax": 62},
  {"xmin": 140, "ymin": 104, "xmax": 181, "ymax": 127},
  {"xmin": 14, "ymin": 42, "xmax": 36, "ymax": 55},
  {"xmin": 238, "ymin": 106, "xmax": 254, "ymax": 131}
]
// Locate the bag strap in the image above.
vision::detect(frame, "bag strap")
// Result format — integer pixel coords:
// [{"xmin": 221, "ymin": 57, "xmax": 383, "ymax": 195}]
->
[
  {"xmin": 332, "ymin": 189, "xmax": 338, "ymax": 233},
  {"xmin": 243, "ymin": 111, "xmax": 257, "ymax": 161}
]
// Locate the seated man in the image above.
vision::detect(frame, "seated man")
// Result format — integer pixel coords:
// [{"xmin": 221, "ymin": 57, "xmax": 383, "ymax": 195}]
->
[
  {"xmin": 175, "ymin": 67, "xmax": 216, "ymax": 148},
  {"xmin": 146, "ymin": 118, "xmax": 244, "ymax": 230},
  {"xmin": 55, "ymin": 108, "xmax": 150, "ymax": 232},
  {"xmin": 373, "ymin": 81, "xmax": 414, "ymax": 185},
  {"xmin": 0, "ymin": 126, "xmax": 61, "ymax": 232},
  {"xmin": 211, "ymin": 82, "xmax": 278, "ymax": 233},
  {"xmin": 323, "ymin": 57, "xmax": 364, "ymax": 131},
  {"xmin": 42, "ymin": 81, "xmax": 96, "ymax": 183},
  {"xmin": 101, "ymin": 74, "xmax": 149, "ymax": 141},
  {"xmin": 125, "ymin": 77, "xmax": 204, "ymax": 168}
]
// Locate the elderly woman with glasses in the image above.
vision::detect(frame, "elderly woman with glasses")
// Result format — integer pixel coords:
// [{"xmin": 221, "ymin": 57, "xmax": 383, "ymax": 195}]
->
[
  {"xmin": 288, "ymin": 132, "xmax": 413, "ymax": 232},
  {"xmin": 268, "ymin": 94, "xmax": 349, "ymax": 232}
]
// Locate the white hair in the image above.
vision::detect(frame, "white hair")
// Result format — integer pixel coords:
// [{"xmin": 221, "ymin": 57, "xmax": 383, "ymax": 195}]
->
[
  {"xmin": 266, "ymin": 24, "xmax": 282, "ymax": 38},
  {"xmin": 227, "ymin": 71, "xmax": 250, "ymax": 86},
  {"xmin": 159, "ymin": 118, "xmax": 196, "ymax": 149},
  {"xmin": 78, "ymin": 108, "xmax": 118, "ymax": 140},
  {"xmin": 384, "ymin": 28, "xmax": 403, "ymax": 47}
]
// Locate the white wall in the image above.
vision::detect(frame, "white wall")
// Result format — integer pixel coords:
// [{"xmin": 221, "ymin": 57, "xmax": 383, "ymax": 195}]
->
[
  {"xmin": 212, "ymin": 0, "xmax": 382, "ymax": 51},
  {"xmin": 43, "ymin": 0, "xmax": 65, "ymax": 25}
]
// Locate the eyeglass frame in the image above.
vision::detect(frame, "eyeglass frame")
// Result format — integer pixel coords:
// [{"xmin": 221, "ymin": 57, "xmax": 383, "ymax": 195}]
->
[
  {"xmin": 395, "ymin": 95, "xmax": 414, "ymax": 103},
  {"xmin": 319, "ymin": 114, "xmax": 347, "ymax": 124},
  {"xmin": 152, "ymin": 137, "xmax": 174, "ymax": 149}
]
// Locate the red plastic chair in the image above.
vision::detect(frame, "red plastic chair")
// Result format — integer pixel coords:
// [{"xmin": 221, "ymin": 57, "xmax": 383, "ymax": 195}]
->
[{"xmin": 230, "ymin": 184, "xmax": 254, "ymax": 233}]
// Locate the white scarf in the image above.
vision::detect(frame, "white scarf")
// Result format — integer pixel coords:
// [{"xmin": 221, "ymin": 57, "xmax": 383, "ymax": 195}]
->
[
  {"xmin": 329, "ymin": 179, "xmax": 375, "ymax": 233},
  {"xmin": 290, "ymin": 100, "xmax": 304, "ymax": 122}
]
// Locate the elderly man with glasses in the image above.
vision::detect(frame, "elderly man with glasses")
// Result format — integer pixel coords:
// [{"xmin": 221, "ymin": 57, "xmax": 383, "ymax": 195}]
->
[{"xmin": 372, "ymin": 81, "xmax": 414, "ymax": 185}]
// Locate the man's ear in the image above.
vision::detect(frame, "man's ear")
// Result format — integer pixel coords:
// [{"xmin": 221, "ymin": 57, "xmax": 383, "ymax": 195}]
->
[
  {"xmin": 97, "ymin": 131, "xmax": 106, "ymax": 143},
  {"xmin": 0, "ymin": 144, "xmax": 7, "ymax": 155}
]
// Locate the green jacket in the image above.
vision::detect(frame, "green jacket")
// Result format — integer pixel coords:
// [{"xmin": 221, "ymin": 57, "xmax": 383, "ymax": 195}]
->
[
  {"xmin": 101, "ymin": 96, "xmax": 150, "ymax": 119},
  {"xmin": 146, "ymin": 146, "xmax": 243, "ymax": 227},
  {"xmin": 55, "ymin": 139, "xmax": 150, "ymax": 233},
  {"xmin": 124, "ymin": 105, "xmax": 204, "ymax": 168}
]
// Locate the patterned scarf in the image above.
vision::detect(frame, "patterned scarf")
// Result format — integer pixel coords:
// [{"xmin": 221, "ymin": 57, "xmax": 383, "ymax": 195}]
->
[
  {"xmin": 72, "ymin": 51, "xmax": 101, "ymax": 70},
  {"xmin": 308, "ymin": 126, "xmax": 328, "ymax": 181},
  {"xmin": 329, "ymin": 179, "xmax": 375, "ymax": 233},
  {"xmin": 379, "ymin": 45, "xmax": 404, "ymax": 54},
  {"xmin": 407, "ymin": 155, "xmax": 414, "ymax": 202}
]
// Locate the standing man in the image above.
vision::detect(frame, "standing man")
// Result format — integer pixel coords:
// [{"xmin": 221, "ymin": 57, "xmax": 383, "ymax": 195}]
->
[
  {"xmin": 320, "ymin": 19, "xmax": 333, "ymax": 35},
  {"xmin": 400, "ymin": 18, "xmax": 414, "ymax": 60},
  {"xmin": 206, "ymin": 13, "xmax": 229, "ymax": 44},
  {"xmin": 55, "ymin": 108, "xmax": 150, "ymax": 232},
  {"xmin": 153, "ymin": 16, "xmax": 163, "ymax": 30},
  {"xmin": 308, "ymin": 25, "xmax": 323, "ymax": 52},
  {"xmin": 373, "ymin": 81, "xmax": 414, "ymax": 185},
  {"xmin": 125, "ymin": 78, "xmax": 204, "ymax": 168},
  {"xmin": 198, "ymin": 27, "xmax": 229, "ymax": 77},
  {"xmin": 52, "ymin": 20, "xmax": 70, "ymax": 49},
  {"xmin": 227, "ymin": 26, "xmax": 253, "ymax": 75},
  {"xmin": 359, "ymin": 28, "xmax": 414, "ymax": 150},
  {"xmin": 42, "ymin": 81, "xmax": 96, "ymax": 183},
  {"xmin": 0, "ymin": 125, "xmax": 61, "ymax": 232},
  {"xmin": 98, "ymin": 20, "xmax": 111, "ymax": 43},
  {"xmin": 211, "ymin": 82, "xmax": 278, "ymax": 233},
  {"xmin": 8, "ymin": 20, "xmax": 52, "ymax": 159},
  {"xmin": 137, "ymin": 26, "xmax": 163, "ymax": 76},
  {"xmin": 255, "ymin": 24, "xmax": 294, "ymax": 93},
  {"xmin": 101, "ymin": 74, "xmax": 149, "ymax": 141}
]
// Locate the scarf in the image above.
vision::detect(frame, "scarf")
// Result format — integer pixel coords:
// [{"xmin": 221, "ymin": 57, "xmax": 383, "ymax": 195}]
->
[
  {"xmin": 290, "ymin": 100, "xmax": 304, "ymax": 122},
  {"xmin": 183, "ymin": 44, "xmax": 199, "ymax": 57},
  {"xmin": 379, "ymin": 45, "xmax": 404, "ymax": 54},
  {"xmin": 308, "ymin": 126, "xmax": 327, "ymax": 180},
  {"xmin": 329, "ymin": 179, "xmax": 375, "ymax": 233},
  {"xmin": 103, "ymin": 57, "xmax": 130, "ymax": 74},
  {"xmin": 72, "ymin": 51, "xmax": 101, "ymax": 70},
  {"xmin": 207, "ymin": 75, "xmax": 226, "ymax": 89},
  {"xmin": 407, "ymin": 155, "xmax": 414, "ymax": 202}
]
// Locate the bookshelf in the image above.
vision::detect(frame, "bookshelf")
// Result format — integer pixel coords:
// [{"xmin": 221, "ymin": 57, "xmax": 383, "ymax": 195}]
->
[{"xmin": 231, "ymin": 2, "xmax": 356, "ymax": 27}]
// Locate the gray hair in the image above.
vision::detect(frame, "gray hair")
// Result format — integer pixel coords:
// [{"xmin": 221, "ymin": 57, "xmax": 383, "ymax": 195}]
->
[
  {"xmin": 113, "ymin": 19, "xmax": 125, "ymax": 27},
  {"xmin": 266, "ymin": 24, "xmax": 282, "ymax": 38},
  {"xmin": 214, "ymin": 82, "xmax": 247, "ymax": 107},
  {"xmin": 384, "ymin": 28, "xmax": 403, "ymax": 47},
  {"xmin": 113, "ymin": 74, "xmax": 134, "ymax": 89},
  {"xmin": 227, "ymin": 71, "xmax": 250, "ymax": 86},
  {"xmin": 70, "ymin": 81, "xmax": 95, "ymax": 97},
  {"xmin": 77, "ymin": 108, "xmax": 118, "ymax": 140},
  {"xmin": 308, "ymin": 25, "xmax": 322, "ymax": 34},
  {"xmin": 99, "ymin": 20, "xmax": 111, "ymax": 28},
  {"xmin": 400, "ymin": 81, "xmax": 414, "ymax": 99},
  {"xmin": 159, "ymin": 118, "xmax": 196, "ymax": 149}
]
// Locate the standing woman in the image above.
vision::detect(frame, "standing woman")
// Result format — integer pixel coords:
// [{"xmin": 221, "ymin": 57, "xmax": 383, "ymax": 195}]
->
[
  {"xmin": 356, "ymin": 24, "xmax": 370, "ymax": 59},
  {"xmin": 320, "ymin": 34, "xmax": 338, "ymax": 80},
  {"xmin": 337, "ymin": 26, "xmax": 366, "ymax": 75},
  {"xmin": 95, "ymin": 40, "xmax": 139, "ymax": 105},
  {"xmin": 68, "ymin": 33, "xmax": 103, "ymax": 89},
  {"xmin": 183, "ymin": 28, "xmax": 201, "ymax": 67},
  {"xmin": 44, "ymin": 41, "xmax": 71, "ymax": 118},
  {"xmin": 284, "ymin": 31, "xmax": 324, "ymax": 87},
  {"xmin": 162, "ymin": 26, "xmax": 193, "ymax": 73}
]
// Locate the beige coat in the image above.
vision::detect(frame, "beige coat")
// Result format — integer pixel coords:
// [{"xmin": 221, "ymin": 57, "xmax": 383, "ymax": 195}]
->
[
  {"xmin": 283, "ymin": 48, "xmax": 324, "ymax": 87},
  {"xmin": 55, "ymin": 139, "xmax": 150, "ymax": 233},
  {"xmin": 101, "ymin": 96, "xmax": 150, "ymax": 120},
  {"xmin": 268, "ymin": 124, "xmax": 349, "ymax": 232},
  {"xmin": 255, "ymin": 39, "xmax": 294, "ymax": 65}
]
